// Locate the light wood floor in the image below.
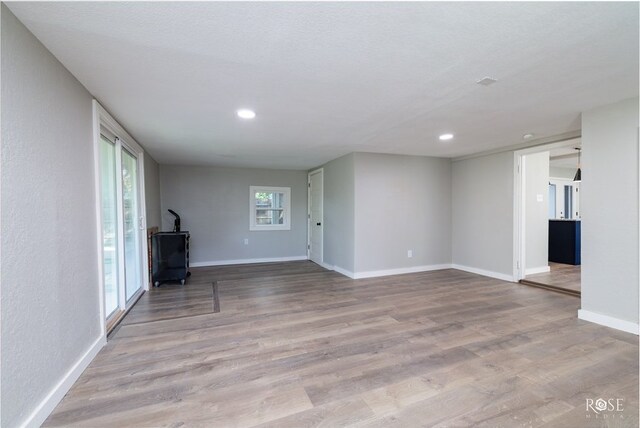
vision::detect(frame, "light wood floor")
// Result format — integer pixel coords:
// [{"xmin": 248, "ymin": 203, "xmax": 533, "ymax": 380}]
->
[
  {"xmin": 525, "ymin": 262, "xmax": 581, "ymax": 294},
  {"xmin": 45, "ymin": 262, "xmax": 637, "ymax": 427}
]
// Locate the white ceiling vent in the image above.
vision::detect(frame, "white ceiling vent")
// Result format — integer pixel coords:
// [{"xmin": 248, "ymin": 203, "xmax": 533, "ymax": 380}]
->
[{"xmin": 476, "ymin": 76, "xmax": 498, "ymax": 86}]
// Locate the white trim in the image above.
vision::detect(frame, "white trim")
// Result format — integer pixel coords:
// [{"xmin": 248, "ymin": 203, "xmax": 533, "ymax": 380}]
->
[
  {"xmin": 138, "ymin": 155, "xmax": 150, "ymax": 292},
  {"xmin": 94, "ymin": 101, "xmax": 144, "ymax": 154},
  {"xmin": 525, "ymin": 266, "xmax": 551, "ymax": 275},
  {"xmin": 19, "ymin": 335, "xmax": 106, "ymax": 428},
  {"xmin": 115, "ymin": 138, "xmax": 126, "ymax": 310},
  {"xmin": 316, "ymin": 261, "xmax": 334, "ymax": 271},
  {"xmin": 451, "ymin": 264, "xmax": 515, "ymax": 282},
  {"xmin": 331, "ymin": 265, "xmax": 356, "ymax": 279},
  {"xmin": 91, "ymin": 101, "xmax": 106, "ymax": 334},
  {"xmin": 578, "ymin": 310, "xmax": 639, "ymax": 335},
  {"xmin": 514, "ymin": 152, "xmax": 526, "ymax": 281},
  {"xmin": 307, "ymin": 168, "xmax": 324, "ymax": 264},
  {"xmin": 353, "ymin": 264, "xmax": 452, "ymax": 279},
  {"xmin": 190, "ymin": 255, "xmax": 308, "ymax": 268},
  {"xmin": 513, "ymin": 137, "xmax": 582, "ymax": 281}
]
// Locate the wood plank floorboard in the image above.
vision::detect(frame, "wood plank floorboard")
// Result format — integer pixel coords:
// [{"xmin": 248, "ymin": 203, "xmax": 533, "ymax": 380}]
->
[
  {"xmin": 524, "ymin": 262, "xmax": 581, "ymax": 293},
  {"xmin": 44, "ymin": 261, "xmax": 638, "ymax": 427}
]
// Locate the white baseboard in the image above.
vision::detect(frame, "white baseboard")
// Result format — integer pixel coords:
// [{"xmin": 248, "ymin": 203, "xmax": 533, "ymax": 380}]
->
[
  {"xmin": 331, "ymin": 265, "xmax": 356, "ymax": 279},
  {"xmin": 190, "ymin": 255, "xmax": 308, "ymax": 268},
  {"xmin": 578, "ymin": 309, "xmax": 639, "ymax": 335},
  {"xmin": 451, "ymin": 264, "xmax": 515, "ymax": 282},
  {"xmin": 21, "ymin": 334, "xmax": 106, "ymax": 428},
  {"xmin": 353, "ymin": 264, "xmax": 452, "ymax": 279},
  {"xmin": 525, "ymin": 266, "xmax": 551, "ymax": 275},
  {"xmin": 315, "ymin": 261, "xmax": 334, "ymax": 271}
]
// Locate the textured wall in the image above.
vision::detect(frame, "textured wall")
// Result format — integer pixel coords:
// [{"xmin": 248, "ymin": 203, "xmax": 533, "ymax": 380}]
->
[
  {"xmin": 144, "ymin": 152, "xmax": 162, "ymax": 229},
  {"xmin": 321, "ymin": 154, "xmax": 356, "ymax": 273},
  {"xmin": 159, "ymin": 165, "xmax": 308, "ymax": 264},
  {"xmin": 581, "ymin": 97, "xmax": 639, "ymax": 324},
  {"xmin": 353, "ymin": 153, "xmax": 451, "ymax": 273},
  {"xmin": 1, "ymin": 6, "xmax": 101, "ymax": 426},
  {"xmin": 452, "ymin": 152, "xmax": 515, "ymax": 277}
]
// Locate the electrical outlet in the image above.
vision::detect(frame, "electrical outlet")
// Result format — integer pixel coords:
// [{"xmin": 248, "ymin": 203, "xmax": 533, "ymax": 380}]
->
[
  {"xmin": 244, "ymin": 238, "xmax": 249, "ymax": 245},
  {"xmin": 407, "ymin": 250, "xmax": 413, "ymax": 258}
]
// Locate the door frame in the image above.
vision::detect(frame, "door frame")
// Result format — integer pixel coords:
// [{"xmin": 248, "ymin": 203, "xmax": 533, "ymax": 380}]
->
[
  {"xmin": 513, "ymin": 137, "xmax": 580, "ymax": 281},
  {"xmin": 92, "ymin": 100, "xmax": 149, "ymax": 335},
  {"xmin": 307, "ymin": 168, "xmax": 324, "ymax": 265}
]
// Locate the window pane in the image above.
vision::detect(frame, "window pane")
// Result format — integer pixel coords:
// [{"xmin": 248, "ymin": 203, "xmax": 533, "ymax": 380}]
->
[
  {"xmin": 100, "ymin": 137, "xmax": 118, "ymax": 317},
  {"xmin": 274, "ymin": 192, "xmax": 284, "ymax": 209},
  {"xmin": 548, "ymin": 184, "xmax": 556, "ymax": 219},
  {"xmin": 255, "ymin": 192, "xmax": 273, "ymax": 209},
  {"xmin": 564, "ymin": 185, "xmax": 573, "ymax": 220},
  {"xmin": 255, "ymin": 209, "xmax": 284, "ymax": 225},
  {"xmin": 256, "ymin": 208, "xmax": 273, "ymax": 225},
  {"xmin": 122, "ymin": 149, "xmax": 142, "ymax": 301}
]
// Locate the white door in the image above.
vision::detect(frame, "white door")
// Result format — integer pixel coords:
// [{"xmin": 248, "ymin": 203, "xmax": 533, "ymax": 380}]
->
[{"xmin": 308, "ymin": 169, "xmax": 323, "ymax": 265}]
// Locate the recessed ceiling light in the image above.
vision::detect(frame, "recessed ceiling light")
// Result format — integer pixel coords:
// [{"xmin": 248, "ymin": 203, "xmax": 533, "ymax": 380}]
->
[
  {"xmin": 439, "ymin": 133, "xmax": 454, "ymax": 141},
  {"xmin": 237, "ymin": 109, "xmax": 256, "ymax": 119},
  {"xmin": 523, "ymin": 133, "xmax": 534, "ymax": 139}
]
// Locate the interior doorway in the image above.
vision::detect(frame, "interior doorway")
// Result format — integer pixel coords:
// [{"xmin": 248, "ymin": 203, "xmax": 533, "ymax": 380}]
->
[
  {"xmin": 307, "ymin": 168, "xmax": 324, "ymax": 266},
  {"xmin": 514, "ymin": 138, "xmax": 582, "ymax": 296}
]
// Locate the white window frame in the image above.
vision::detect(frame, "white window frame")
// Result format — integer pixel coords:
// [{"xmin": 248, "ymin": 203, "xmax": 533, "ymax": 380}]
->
[{"xmin": 250, "ymin": 186, "xmax": 291, "ymax": 231}]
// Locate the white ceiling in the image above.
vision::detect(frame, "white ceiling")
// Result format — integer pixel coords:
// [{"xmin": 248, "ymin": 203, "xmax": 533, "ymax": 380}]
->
[{"xmin": 7, "ymin": 2, "xmax": 638, "ymax": 170}]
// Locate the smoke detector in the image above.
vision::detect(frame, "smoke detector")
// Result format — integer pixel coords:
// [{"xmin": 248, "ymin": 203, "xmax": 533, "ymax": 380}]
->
[{"xmin": 476, "ymin": 76, "xmax": 498, "ymax": 86}]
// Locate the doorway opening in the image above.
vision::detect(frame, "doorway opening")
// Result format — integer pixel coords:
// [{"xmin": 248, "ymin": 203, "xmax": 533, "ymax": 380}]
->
[{"xmin": 514, "ymin": 138, "xmax": 582, "ymax": 297}]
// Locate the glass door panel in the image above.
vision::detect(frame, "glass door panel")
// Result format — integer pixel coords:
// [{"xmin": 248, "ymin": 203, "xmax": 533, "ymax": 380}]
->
[
  {"xmin": 121, "ymin": 148, "xmax": 142, "ymax": 301},
  {"xmin": 100, "ymin": 136, "xmax": 119, "ymax": 317},
  {"xmin": 548, "ymin": 184, "xmax": 556, "ymax": 219}
]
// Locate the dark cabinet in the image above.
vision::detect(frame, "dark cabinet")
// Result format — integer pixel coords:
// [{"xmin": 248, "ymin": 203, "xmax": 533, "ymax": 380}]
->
[
  {"xmin": 151, "ymin": 232, "xmax": 190, "ymax": 286},
  {"xmin": 548, "ymin": 220, "xmax": 581, "ymax": 265}
]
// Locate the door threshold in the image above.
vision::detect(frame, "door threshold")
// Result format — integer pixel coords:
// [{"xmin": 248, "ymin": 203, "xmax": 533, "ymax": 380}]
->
[
  {"xmin": 519, "ymin": 279, "xmax": 580, "ymax": 297},
  {"xmin": 106, "ymin": 290, "xmax": 146, "ymax": 338}
]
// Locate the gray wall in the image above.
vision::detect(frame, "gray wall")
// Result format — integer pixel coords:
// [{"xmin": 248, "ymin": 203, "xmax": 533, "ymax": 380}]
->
[
  {"xmin": 524, "ymin": 151, "xmax": 550, "ymax": 273},
  {"xmin": 353, "ymin": 153, "xmax": 451, "ymax": 272},
  {"xmin": 321, "ymin": 154, "xmax": 356, "ymax": 272},
  {"xmin": 144, "ymin": 153, "xmax": 162, "ymax": 229},
  {"xmin": 159, "ymin": 165, "xmax": 308, "ymax": 264},
  {"xmin": 1, "ymin": 6, "xmax": 101, "ymax": 427},
  {"xmin": 452, "ymin": 151, "xmax": 515, "ymax": 276},
  {"xmin": 581, "ymin": 97, "xmax": 639, "ymax": 324},
  {"xmin": 550, "ymin": 166, "xmax": 576, "ymax": 180}
]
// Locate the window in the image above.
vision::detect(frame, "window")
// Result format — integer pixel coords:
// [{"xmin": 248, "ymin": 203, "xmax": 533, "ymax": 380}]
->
[
  {"xmin": 250, "ymin": 186, "xmax": 291, "ymax": 231},
  {"xmin": 564, "ymin": 185, "xmax": 573, "ymax": 219},
  {"xmin": 548, "ymin": 183, "xmax": 556, "ymax": 219}
]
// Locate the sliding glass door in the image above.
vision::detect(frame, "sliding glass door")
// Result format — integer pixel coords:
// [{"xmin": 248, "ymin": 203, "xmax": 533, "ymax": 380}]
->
[
  {"xmin": 99, "ymin": 126, "xmax": 145, "ymax": 327},
  {"xmin": 100, "ymin": 136, "xmax": 119, "ymax": 318},
  {"xmin": 121, "ymin": 148, "xmax": 143, "ymax": 301}
]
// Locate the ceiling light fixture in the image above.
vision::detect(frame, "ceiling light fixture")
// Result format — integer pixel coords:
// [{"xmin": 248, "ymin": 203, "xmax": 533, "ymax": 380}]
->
[
  {"xmin": 523, "ymin": 133, "xmax": 534, "ymax": 140},
  {"xmin": 439, "ymin": 133, "xmax": 454, "ymax": 141},
  {"xmin": 237, "ymin": 109, "xmax": 256, "ymax": 119}
]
